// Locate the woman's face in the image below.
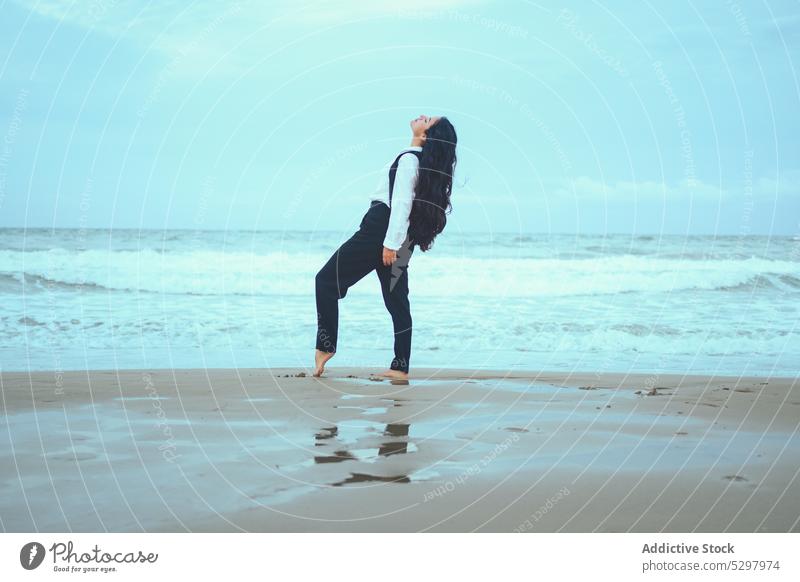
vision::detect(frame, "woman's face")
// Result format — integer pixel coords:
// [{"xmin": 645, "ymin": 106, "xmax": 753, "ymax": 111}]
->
[{"xmin": 410, "ymin": 114, "xmax": 441, "ymax": 141}]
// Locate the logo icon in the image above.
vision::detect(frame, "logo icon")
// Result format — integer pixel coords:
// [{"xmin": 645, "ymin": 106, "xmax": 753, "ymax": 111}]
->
[
  {"xmin": 389, "ymin": 236, "xmax": 414, "ymax": 292},
  {"xmin": 20, "ymin": 542, "xmax": 45, "ymax": 570}
]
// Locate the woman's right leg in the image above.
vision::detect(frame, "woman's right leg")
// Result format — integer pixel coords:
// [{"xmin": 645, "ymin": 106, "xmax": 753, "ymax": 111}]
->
[{"xmin": 375, "ymin": 244, "xmax": 413, "ymax": 374}]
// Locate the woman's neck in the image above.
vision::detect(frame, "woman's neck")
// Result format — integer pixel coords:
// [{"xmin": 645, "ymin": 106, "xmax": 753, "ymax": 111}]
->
[{"xmin": 410, "ymin": 136, "xmax": 425, "ymax": 148}]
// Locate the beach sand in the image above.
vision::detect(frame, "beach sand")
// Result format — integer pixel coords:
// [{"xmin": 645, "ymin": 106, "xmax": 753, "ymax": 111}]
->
[{"xmin": 0, "ymin": 367, "xmax": 798, "ymax": 532}]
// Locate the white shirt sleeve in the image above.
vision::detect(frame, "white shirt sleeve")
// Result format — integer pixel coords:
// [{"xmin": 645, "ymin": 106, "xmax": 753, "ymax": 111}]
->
[
  {"xmin": 383, "ymin": 153, "xmax": 419, "ymax": 251},
  {"xmin": 370, "ymin": 160, "xmax": 391, "ymax": 200}
]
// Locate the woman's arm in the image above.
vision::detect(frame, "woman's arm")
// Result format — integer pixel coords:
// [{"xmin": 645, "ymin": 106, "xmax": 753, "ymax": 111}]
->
[{"xmin": 383, "ymin": 153, "xmax": 419, "ymax": 253}]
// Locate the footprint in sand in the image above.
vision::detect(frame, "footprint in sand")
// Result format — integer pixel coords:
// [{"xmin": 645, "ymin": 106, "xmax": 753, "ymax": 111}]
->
[
  {"xmin": 723, "ymin": 474, "xmax": 748, "ymax": 482},
  {"xmin": 48, "ymin": 452, "xmax": 97, "ymax": 462}
]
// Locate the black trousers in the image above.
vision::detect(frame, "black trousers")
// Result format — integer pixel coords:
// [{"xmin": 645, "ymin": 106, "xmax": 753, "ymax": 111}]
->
[{"xmin": 315, "ymin": 201, "xmax": 414, "ymax": 373}]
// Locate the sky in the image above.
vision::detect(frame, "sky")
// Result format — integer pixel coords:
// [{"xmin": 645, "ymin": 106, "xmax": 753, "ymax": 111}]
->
[{"xmin": 0, "ymin": 0, "xmax": 798, "ymax": 235}]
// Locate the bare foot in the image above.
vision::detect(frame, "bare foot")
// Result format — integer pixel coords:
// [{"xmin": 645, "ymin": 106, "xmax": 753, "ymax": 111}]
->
[
  {"xmin": 374, "ymin": 369, "xmax": 409, "ymax": 381},
  {"xmin": 313, "ymin": 349, "xmax": 335, "ymax": 377}
]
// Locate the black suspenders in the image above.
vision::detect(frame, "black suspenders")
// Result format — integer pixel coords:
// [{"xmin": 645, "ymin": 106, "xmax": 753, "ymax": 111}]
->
[{"xmin": 388, "ymin": 150, "xmax": 422, "ymax": 205}]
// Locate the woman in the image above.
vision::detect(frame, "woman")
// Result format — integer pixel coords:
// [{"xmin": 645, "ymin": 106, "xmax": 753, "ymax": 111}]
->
[{"xmin": 313, "ymin": 114, "xmax": 458, "ymax": 379}]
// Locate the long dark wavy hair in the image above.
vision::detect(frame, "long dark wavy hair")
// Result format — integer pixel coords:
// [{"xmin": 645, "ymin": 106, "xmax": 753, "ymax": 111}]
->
[{"xmin": 409, "ymin": 117, "xmax": 457, "ymax": 252}]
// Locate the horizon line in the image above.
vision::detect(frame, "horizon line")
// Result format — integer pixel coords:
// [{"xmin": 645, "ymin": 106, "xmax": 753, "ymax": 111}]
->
[{"xmin": 0, "ymin": 226, "xmax": 795, "ymax": 238}]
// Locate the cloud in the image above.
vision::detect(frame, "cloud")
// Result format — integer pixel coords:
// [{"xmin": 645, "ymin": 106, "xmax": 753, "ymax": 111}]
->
[
  {"xmin": 450, "ymin": 169, "xmax": 800, "ymax": 211},
  {"xmin": 12, "ymin": 0, "xmax": 486, "ymax": 79},
  {"xmin": 550, "ymin": 176, "xmax": 724, "ymax": 201},
  {"xmin": 544, "ymin": 170, "xmax": 800, "ymax": 203},
  {"xmin": 14, "ymin": 0, "xmax": 486, "ymax": 57},
  {"xmin": 754, "ymin": 169, "xmax": 800, "ymax": 196}
]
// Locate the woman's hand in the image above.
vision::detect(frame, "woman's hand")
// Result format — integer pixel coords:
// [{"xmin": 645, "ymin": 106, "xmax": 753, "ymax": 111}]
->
[{"xmin": 382, "ymin": 246, "xmax": 397, "ymax": 266}]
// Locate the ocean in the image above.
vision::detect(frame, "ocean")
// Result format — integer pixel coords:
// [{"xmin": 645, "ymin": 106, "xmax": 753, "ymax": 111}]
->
[{"xmin": 1, "ymin": 228, "xmax": 798, "ymax": 376}]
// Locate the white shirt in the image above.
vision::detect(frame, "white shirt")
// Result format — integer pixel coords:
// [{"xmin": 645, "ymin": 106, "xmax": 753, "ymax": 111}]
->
[{"xmin": 369, "ymin": 146, "xmax": 422, "ymax": 251}]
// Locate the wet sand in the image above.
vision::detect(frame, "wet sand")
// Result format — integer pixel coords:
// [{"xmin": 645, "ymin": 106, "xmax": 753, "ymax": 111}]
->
[{"xmin": 1, "ymin": 367, "xmax": 798, "ymax": 532}]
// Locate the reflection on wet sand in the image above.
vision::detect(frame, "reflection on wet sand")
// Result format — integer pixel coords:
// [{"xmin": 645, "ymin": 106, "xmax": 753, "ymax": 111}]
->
[
  {"xmin": 331, "ymin": 473, "xmax": 410, "ymax": 486},
  {"xmin": 378, "ymin": 423, "xmax": 410, "ymax": 457},
  {"xmin": 314, "ymin": 421, "xmax": 413, "ymax": 485}
]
